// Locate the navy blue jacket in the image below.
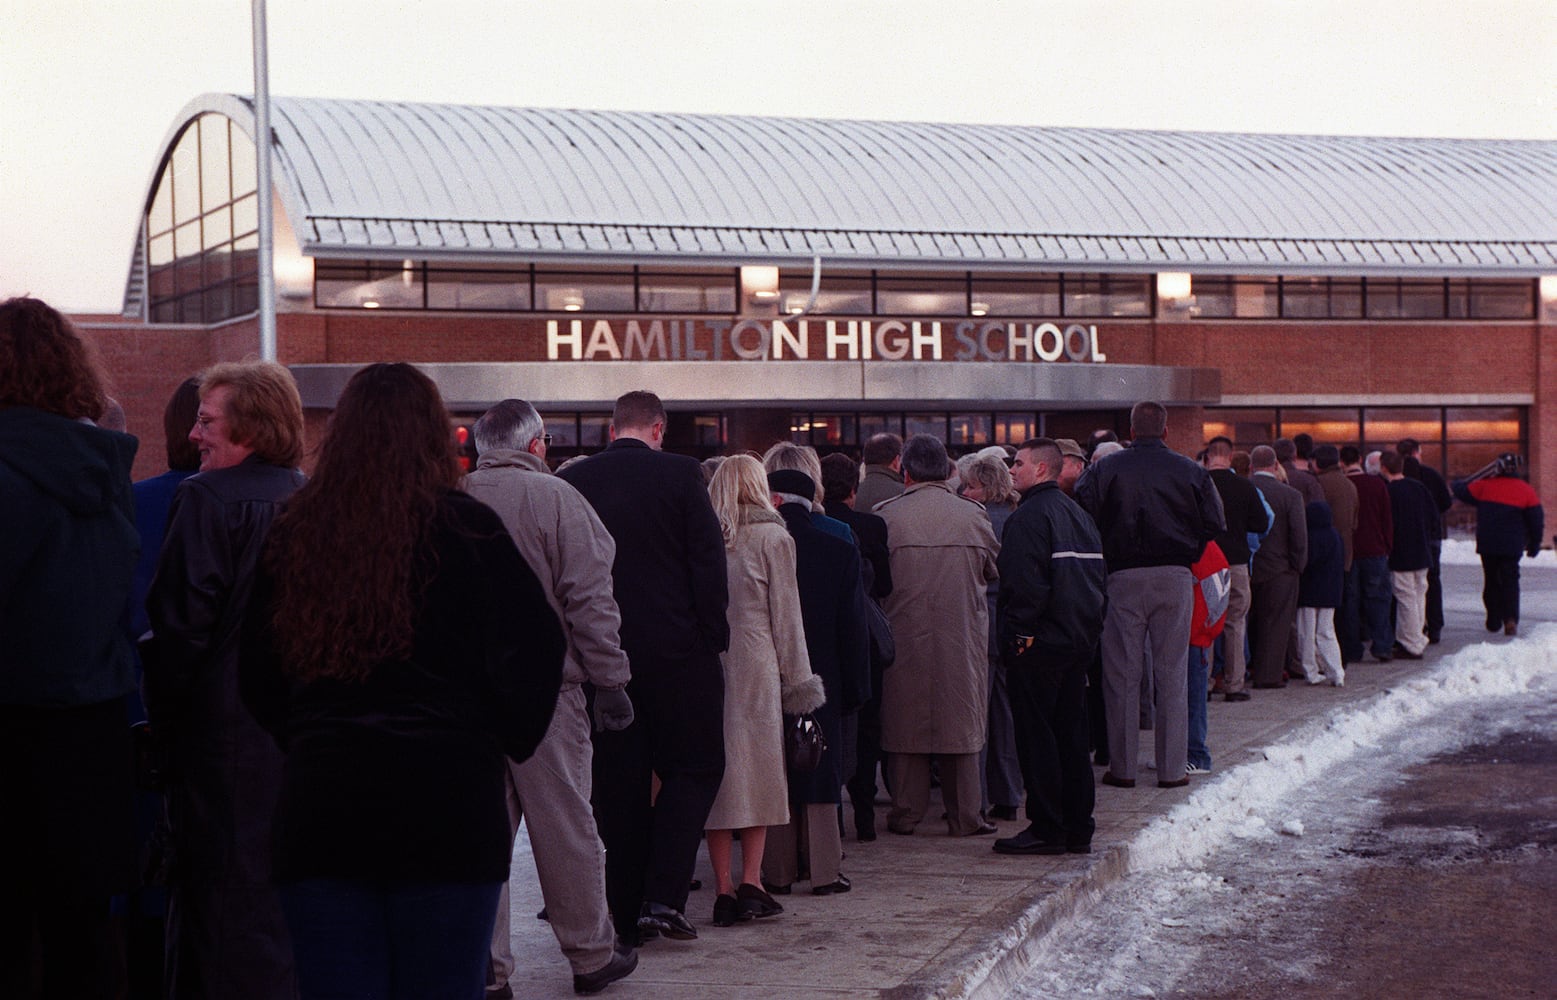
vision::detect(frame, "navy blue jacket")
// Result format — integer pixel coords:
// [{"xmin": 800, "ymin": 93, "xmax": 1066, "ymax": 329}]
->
[
  {"xmin": 1453, "ymin": 476, "xmax": 1545, "ymax": 558},
  {"xmin": 1074, "ymin": 437, "xmax": 1225, "ymax": 572},
  {"xmin": 996, "ymin": 481, "xmax": 1106, "ymax": 660},
  {"xmin": 1298, "ymin": 502, "xmax": 1344, "ymax": 609}
]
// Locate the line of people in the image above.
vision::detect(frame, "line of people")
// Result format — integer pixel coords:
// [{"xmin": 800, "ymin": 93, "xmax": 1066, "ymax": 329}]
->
[{"xmin": 3, "ymin": 293, "xmax": 1544, "ymax": 1000}]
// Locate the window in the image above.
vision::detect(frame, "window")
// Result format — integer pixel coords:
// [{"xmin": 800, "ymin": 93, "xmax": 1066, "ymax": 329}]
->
[
  {"xmin": 638, "ymin": 269, "xmax": 737, "ymax": 313},
  {"xmin": 778, "ymin": 270, "xmax": 872, "ymax": 315},
  {"xmin": 1191, "ymin": 276, "xmax": 1279, "ymax": 318},
  {"xmin": 970, "ymin": 275, "xmax": 1061, "ymax": 317},
  {"xmin": 145, "ymin": 114, "xmax": 259, "ymax": 324},
  {"xmin": 1466, "ymin": 280, "xmax": 1534, "ymax": 319},
  {"xmin": 1366, "ymin": 279, "xmax": 1445, "ymax": 319},
  {"xmin": 876, "ymin": 273, "xmax": 967, "ymax": 315},
  {"xmin": 1281, "ymin": 277, "xmax": 1362, "ymax": 319},
  {"xmin": 1063, "ymin": 274, "xmax": 1151, "ymax": 317},
  {"xmin": 427, "ymin": 266, "xmax": 531, "ymax": 311},
  {"xmin": 535, "ymin": 269, "xmax": 634, "ymax": 313},
  {"xmin": 315, "ymin": 261, "xmax": 424, "ymax": 309}
]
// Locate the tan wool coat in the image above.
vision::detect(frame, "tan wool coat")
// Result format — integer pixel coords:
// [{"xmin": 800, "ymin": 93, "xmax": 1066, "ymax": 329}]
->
[
  {"xmin": 875, "ymin": 482, "xmax": 1000, "ymax": 754},
  {"xmin": 705, "ymin": 506, "xmax": 824, "ymax": 831}
]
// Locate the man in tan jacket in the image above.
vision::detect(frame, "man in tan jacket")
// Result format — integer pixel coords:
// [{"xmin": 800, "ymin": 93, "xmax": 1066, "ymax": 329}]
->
[
  {"xmin": 463, "ymin": 398, "xmax": 637, "ymax": 997},
  {"xmin": 875, "ymin": 435, "xmax": 1000, "ymax": 837}
]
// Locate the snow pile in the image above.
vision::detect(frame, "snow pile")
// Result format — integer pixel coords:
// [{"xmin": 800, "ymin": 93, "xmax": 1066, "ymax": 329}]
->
[
  {"xmin": 1126, "ymin": 624, "xmax": 1557, "ymax": 873},
  {"xmin": 1440, "ymin": 537, "xmax": 1557, "ymax": 567}
]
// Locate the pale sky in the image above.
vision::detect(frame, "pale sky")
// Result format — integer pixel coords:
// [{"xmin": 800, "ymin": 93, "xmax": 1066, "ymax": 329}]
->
[{"xmin": 2, "ymin": 0, "xmax": 1553, "ymax": 313}]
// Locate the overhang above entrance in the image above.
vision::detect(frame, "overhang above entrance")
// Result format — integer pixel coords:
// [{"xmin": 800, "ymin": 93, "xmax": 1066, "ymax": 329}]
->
[{"xmin": 290, "ymin": 361, "xmax": 1220, "ymax": 411}]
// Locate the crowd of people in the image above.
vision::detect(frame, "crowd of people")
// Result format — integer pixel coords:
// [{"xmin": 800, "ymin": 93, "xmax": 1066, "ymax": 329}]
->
[{"xmin": 1, "ymin": 292, "xmax": 1546, "ymax": 999}]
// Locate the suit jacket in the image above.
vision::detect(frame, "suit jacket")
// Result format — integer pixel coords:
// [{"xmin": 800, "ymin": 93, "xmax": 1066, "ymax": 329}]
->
[
  {"xmin": 1250, "ymin": 472, "xmax": 1308, "ymax": 583},
  {"xmin": 1316, "ymin": 467, "xmax": 1359, "ymax": 569},
  {"xmin": 823, "ymin": 499, "xmax": 893, "ymax": 600},
  {"xmin": 558, "ymin": 438, "xmax": 729, "ymax": 661}
]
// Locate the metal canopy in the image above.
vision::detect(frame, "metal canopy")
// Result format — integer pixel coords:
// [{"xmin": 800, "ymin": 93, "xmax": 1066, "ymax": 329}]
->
[{"xmin": 141, "ymin": 95, "xmax": 1557, "ymax": 279}]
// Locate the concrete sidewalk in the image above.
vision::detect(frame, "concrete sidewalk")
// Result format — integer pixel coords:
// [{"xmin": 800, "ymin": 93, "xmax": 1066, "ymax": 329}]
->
[{"xmin": 500, "ymin": 560, "xmax": 1556, "ymax": 999}]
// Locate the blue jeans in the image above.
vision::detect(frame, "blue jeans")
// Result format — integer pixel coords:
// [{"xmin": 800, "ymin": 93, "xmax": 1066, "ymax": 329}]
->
[
  {"xmin": 280, "ymin": 879, "xmax": 501, "ymax": 1000},
  {"xmin": 1187, "ymin": 646, "xmax": 1211, "ymax": 771},
  {"xmin": 1355, "ymin": 556, "xmax": 1393, "ymax": 657}
]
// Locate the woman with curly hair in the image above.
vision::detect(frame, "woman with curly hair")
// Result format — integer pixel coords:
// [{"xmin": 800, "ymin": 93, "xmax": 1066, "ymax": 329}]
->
[
  {"xmin": 240, "ymin": 362, "xmax": 564, "ymax": 1000},
  {"xmin": 0, "ymin": 296, "xmax": 138, "ymax": 1000},
  {"xmin": 702, "ymin": 455, "xmax": 823, "ymax": 927}
]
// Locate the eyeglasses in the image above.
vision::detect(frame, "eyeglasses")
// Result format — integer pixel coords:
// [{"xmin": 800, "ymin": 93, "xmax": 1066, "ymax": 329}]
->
[{"xmin": 541, "ymin": 434, "xmax": 552, "ymax": 445}]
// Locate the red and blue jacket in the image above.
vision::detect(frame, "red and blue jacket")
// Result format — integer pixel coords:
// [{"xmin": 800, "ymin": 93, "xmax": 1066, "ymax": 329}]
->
[{"xmin": 1452, "ymin": 476, "xmax": 1545, "ymax": 558}]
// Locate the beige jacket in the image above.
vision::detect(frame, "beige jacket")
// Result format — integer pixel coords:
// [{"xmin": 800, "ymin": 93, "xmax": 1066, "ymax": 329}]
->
[
  {"xmin": 875, "ymin": 482, "xmax": 999, "ymax": 754},
  {"xmin": 705, "ymin": 506, "xmax": 823, "ymax": 830},
  {"xmin": 463, "ymin": 449, "xmax": 630, "ymax": 690}
]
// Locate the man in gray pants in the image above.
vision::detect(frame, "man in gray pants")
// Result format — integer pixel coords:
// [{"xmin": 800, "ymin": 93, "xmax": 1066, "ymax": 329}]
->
[
  {"xmin": 464, "ymin": 399, "xmax": 639, "ymax": 997},
  {"xmin": 1074, "ymin": 402, "xmax": 1225, "ymax": 789}
]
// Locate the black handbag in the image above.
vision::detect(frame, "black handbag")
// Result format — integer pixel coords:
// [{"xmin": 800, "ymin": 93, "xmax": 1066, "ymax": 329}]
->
[
  {"xmin": 865, "ymin": 597, "xmax": 895, "ymax": 671},
  {"xmin": 785, "ymin": 712, "xmax": 827, "ymax": 772}
]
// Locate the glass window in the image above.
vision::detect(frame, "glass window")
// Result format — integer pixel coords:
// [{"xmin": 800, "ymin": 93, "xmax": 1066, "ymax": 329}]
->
[
  {"xmin": 1445, "ymin": 406, "xmax": 1521, "ymax": 442},
  {"xmin": 876, "ymin": 275, "xmax": 967, "ymax": 315},
  {"xmin": 904, "ymin": 413, "xmax": 946, "ymax": 439},
  {"xmin": 804, "ymin": 413, "xmax": 857, "ymax": 447},
  {"xmin": 948, "ymin": 413, "xmax": 992, "ymax": 446},
  {"xmin": 1063, "ymin": 274, "xmax": 1150, "ymax": 317},
  {"xmin": 171, "ymin": 129, "xmax": 201, "ymax": 225},
  {"xmin": 638, "ymin": 269, "xmax": 737, "ymax": 313},
  {"xmin": 1280, "ymin": 408, "xmax": 1359, "ymax": 446},
  {"xmin": 427, "ymin": 267, "xmax": 531, "ymax": 311},
  {"xmin": 1366, "ymin": 279, "xmax": 1445, "ymax": 319},
  {"xmin": 994, "ymin": 412, "xmax": 1036, "ymax": 444},
  {"xmin": 691, "ymin": 415, "xmax": 724, "ymax": 447},
  {"xmin": 233, "ymin": 234, "xmax": 259, "ymax": 276},
  {"xmin": 203, "ymin": 246, "xmax": 234, "ymax": 287},
  {"xmin": 315, "ymin": 261, "xmax": 424, "ymax": 309},
  {"xmin": 1282, "ymin": 277, "xmax": 1362, "ymax": 319},
  {"xmin": 148, "ymin": 179, "xmax": 173, "ymax": 237},
  {"xmin": 579, "ymin": 415, "xmax": 612, "ymax": 448},
  {"xmin": 202, "ymin": 206, "xmax": 232, "ymax": 250},
  {"xmin": 779, "ymin": 271, "xmax": 872, "ymax": 315},
  {"xmin": 174, "ymin": 220, "xmax": 202, "ymax": 261},
  {"xmin": 199, "ymin": 115, "xmax": 230, "ymax": 213},
  {"xmin": 1469, "ymin": 280, "xmax": 1534, "ymax": 319},
  {"xmin": 541, "ymin": 414, "xmax": 578, "ymax": 448},
  {"xmin": 1192, "ymin": 276, "xmax": 1279, "ymax": 319},
  {"xmin": 232, "ymin": 193, "xmax": 259, "ymax": 238},
  {"xmin": 202, "ymin": 283, "xmax": 234, "ymax": 320},
  {"xmin": 970, "ymin": 276, "xmax": 1061, "ymax": 317},
  {"xmin": 857, "ymin": 413, "xmax": 901, "ymax": 441},
  {"xmin": 1446, "ymin": 442, "xmax": 1516, "ymax": 482},
  {"xmin": 230, "ymin": 126, "xmax": 257, "ymax": 196},
  {"xmin": 536, "ymin": 270, "xmax": 634, "ymax": 312},
  {"xmin": 1202, "ymin": 408, "xmax": 1276, "ymax": 449},
  {"xmin": 1360, "ymin": 408, "xmax": 1440, "ymax": 451}
]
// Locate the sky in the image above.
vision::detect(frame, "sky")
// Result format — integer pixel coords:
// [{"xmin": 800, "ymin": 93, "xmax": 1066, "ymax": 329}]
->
[{"xmin": 2, "ymin": 0, "xmax": 1554, "ymax": 313}]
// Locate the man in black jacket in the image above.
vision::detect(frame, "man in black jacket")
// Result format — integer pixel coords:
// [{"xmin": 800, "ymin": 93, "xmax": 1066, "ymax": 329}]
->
[
  {"xmin": 558, "ymin": 391, "xmax": 729, "ymax": 945},
  {"xmin": 1074, "ymin": 402, "xmax": 1224, "ymax": 789},
  {"xmin": 994, "ymin": 439, "xmax": 1106, "ymax": 855},
  {"xmin": 1381, "ymin": 450, "xmax": 1436, "ymax": 659}
]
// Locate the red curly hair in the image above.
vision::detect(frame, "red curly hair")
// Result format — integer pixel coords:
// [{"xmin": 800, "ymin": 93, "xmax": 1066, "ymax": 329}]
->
[{"xmin": 0, "ymin": 296, "xmax": 108, "ymax": 420}]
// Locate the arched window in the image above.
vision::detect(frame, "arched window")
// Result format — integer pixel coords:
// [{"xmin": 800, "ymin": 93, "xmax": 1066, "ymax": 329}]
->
[{"xmin": 145, "ymin": 114, "xmax": 258, "ymax": 323}]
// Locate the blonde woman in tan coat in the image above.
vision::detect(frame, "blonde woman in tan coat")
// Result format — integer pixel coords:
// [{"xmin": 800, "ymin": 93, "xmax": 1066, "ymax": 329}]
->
[{"xmin": 703, "ymin": 455, "xmax": 825, "ymax": 927}]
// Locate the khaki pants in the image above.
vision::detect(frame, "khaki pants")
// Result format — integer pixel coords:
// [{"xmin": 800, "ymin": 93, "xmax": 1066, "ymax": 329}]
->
[
  {"xmin": 489, "ymin": 687, "xmax": 614, "ymax": 984},
  {"xmin": 762, "ymin": 803, "xmax": 842, "ymax": 889},
  {"xmin": 885, "ymin": 752, "xmax": 983, "ymax": 835}
]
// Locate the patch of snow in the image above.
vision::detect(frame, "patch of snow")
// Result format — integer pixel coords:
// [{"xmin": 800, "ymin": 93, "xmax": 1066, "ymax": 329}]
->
[
  {"xmin": 1280, "ymin": 819, "xmax": 1305, "ymax": 837},
  {"xmin": 1126, "ymin": 624, "xmax": 1557, "ymax": 874},
  {"xmin": 1440, "ymin": 537, "xmax": 1556, "ymax": 567}
]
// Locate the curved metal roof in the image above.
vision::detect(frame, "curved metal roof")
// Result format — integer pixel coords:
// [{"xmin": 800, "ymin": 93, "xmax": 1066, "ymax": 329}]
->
[{"xmin": 143, "ymin": 94, "xmax": 1557, "ymax": 276}]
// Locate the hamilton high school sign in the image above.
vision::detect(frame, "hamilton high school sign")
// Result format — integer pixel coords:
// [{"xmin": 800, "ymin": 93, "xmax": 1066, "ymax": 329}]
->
[{"xmin": 545, "ymin": 317, "xmax": 1108, "ymax": 363}]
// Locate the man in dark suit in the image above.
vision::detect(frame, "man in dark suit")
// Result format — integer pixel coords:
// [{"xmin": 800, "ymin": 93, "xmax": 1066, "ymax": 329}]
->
[
  {"xmin": 1247, "ymin": 446, "xmax": 1309, "ymax": 687},
  {"xmin": 558, "ymin": 391, "xmax": 729, "ymax": 945}
]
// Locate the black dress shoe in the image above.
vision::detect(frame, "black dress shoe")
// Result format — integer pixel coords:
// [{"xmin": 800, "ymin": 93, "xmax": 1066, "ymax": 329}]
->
[
  {"xmin": 993, "ymin": 829, "xmax": 1066, "ymax": 855},
  {"xmin": 966, "ymin": 820, "xmax": 999, "ymax": 836},
  {"xmin": 1157, "ymin": 776, "xmax": 1190, "ymax": 788},
  {"xmin": 1252, "ymin": 680, "xmax": 1285, "ymax": 689},
  {"xmin": 636, "ymin": 902, "xmax": 696, "ymax": 941},
  {"xmin": 1066, "ymin": 842, "xmax": 1092, "ymax": 854},
  {"xmin": 811, "ymin": 874, "xmax": 852, "ymax": 895},
  {"xmin": 736, "ymin": 882, "xmax": 783, "ymax": 917},
  {"xmin": 572, "ymin": 944, "xmax": 638, "ymax": 994},
  {"xmin": 760, "ymin": 880, "xmax": 791, "ymax": 896},
  {"xmin": 1100, "ymin": 771, "xmax": 1135, "ymax": 788},
  {"xmin": 1223, "ymin": 690, "xmax": 1251, "ymax": 702},
  {"xmin": 990, "ymin": 805, "xmax": 1019, "ymax": 821},
  {"xmin": 712, "ymin": 893, "xmax": 739, "ymax": 927}
]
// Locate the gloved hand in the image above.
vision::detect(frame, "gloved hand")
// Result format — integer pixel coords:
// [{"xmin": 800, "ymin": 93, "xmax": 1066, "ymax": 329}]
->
[{"xmin": 593, "ymin": 686, "xmax": 635, "ymax": 732}]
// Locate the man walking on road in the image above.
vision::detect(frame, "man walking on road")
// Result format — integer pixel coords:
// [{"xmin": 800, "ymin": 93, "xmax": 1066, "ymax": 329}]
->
[
  {"xmin": 559, "ymin": 391, "xmax": 730, "ymax": 946},
  {"xmin": 1074, "ymin": 401, "xmax": 1224, "ymax": 790},
  {"xmin": 464, "ymin": 399, "xmax": 638, "ymax": 996},
  {"xmin": 993, "ymin": 439, "xmax": 1106, "ymax": 855}
]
